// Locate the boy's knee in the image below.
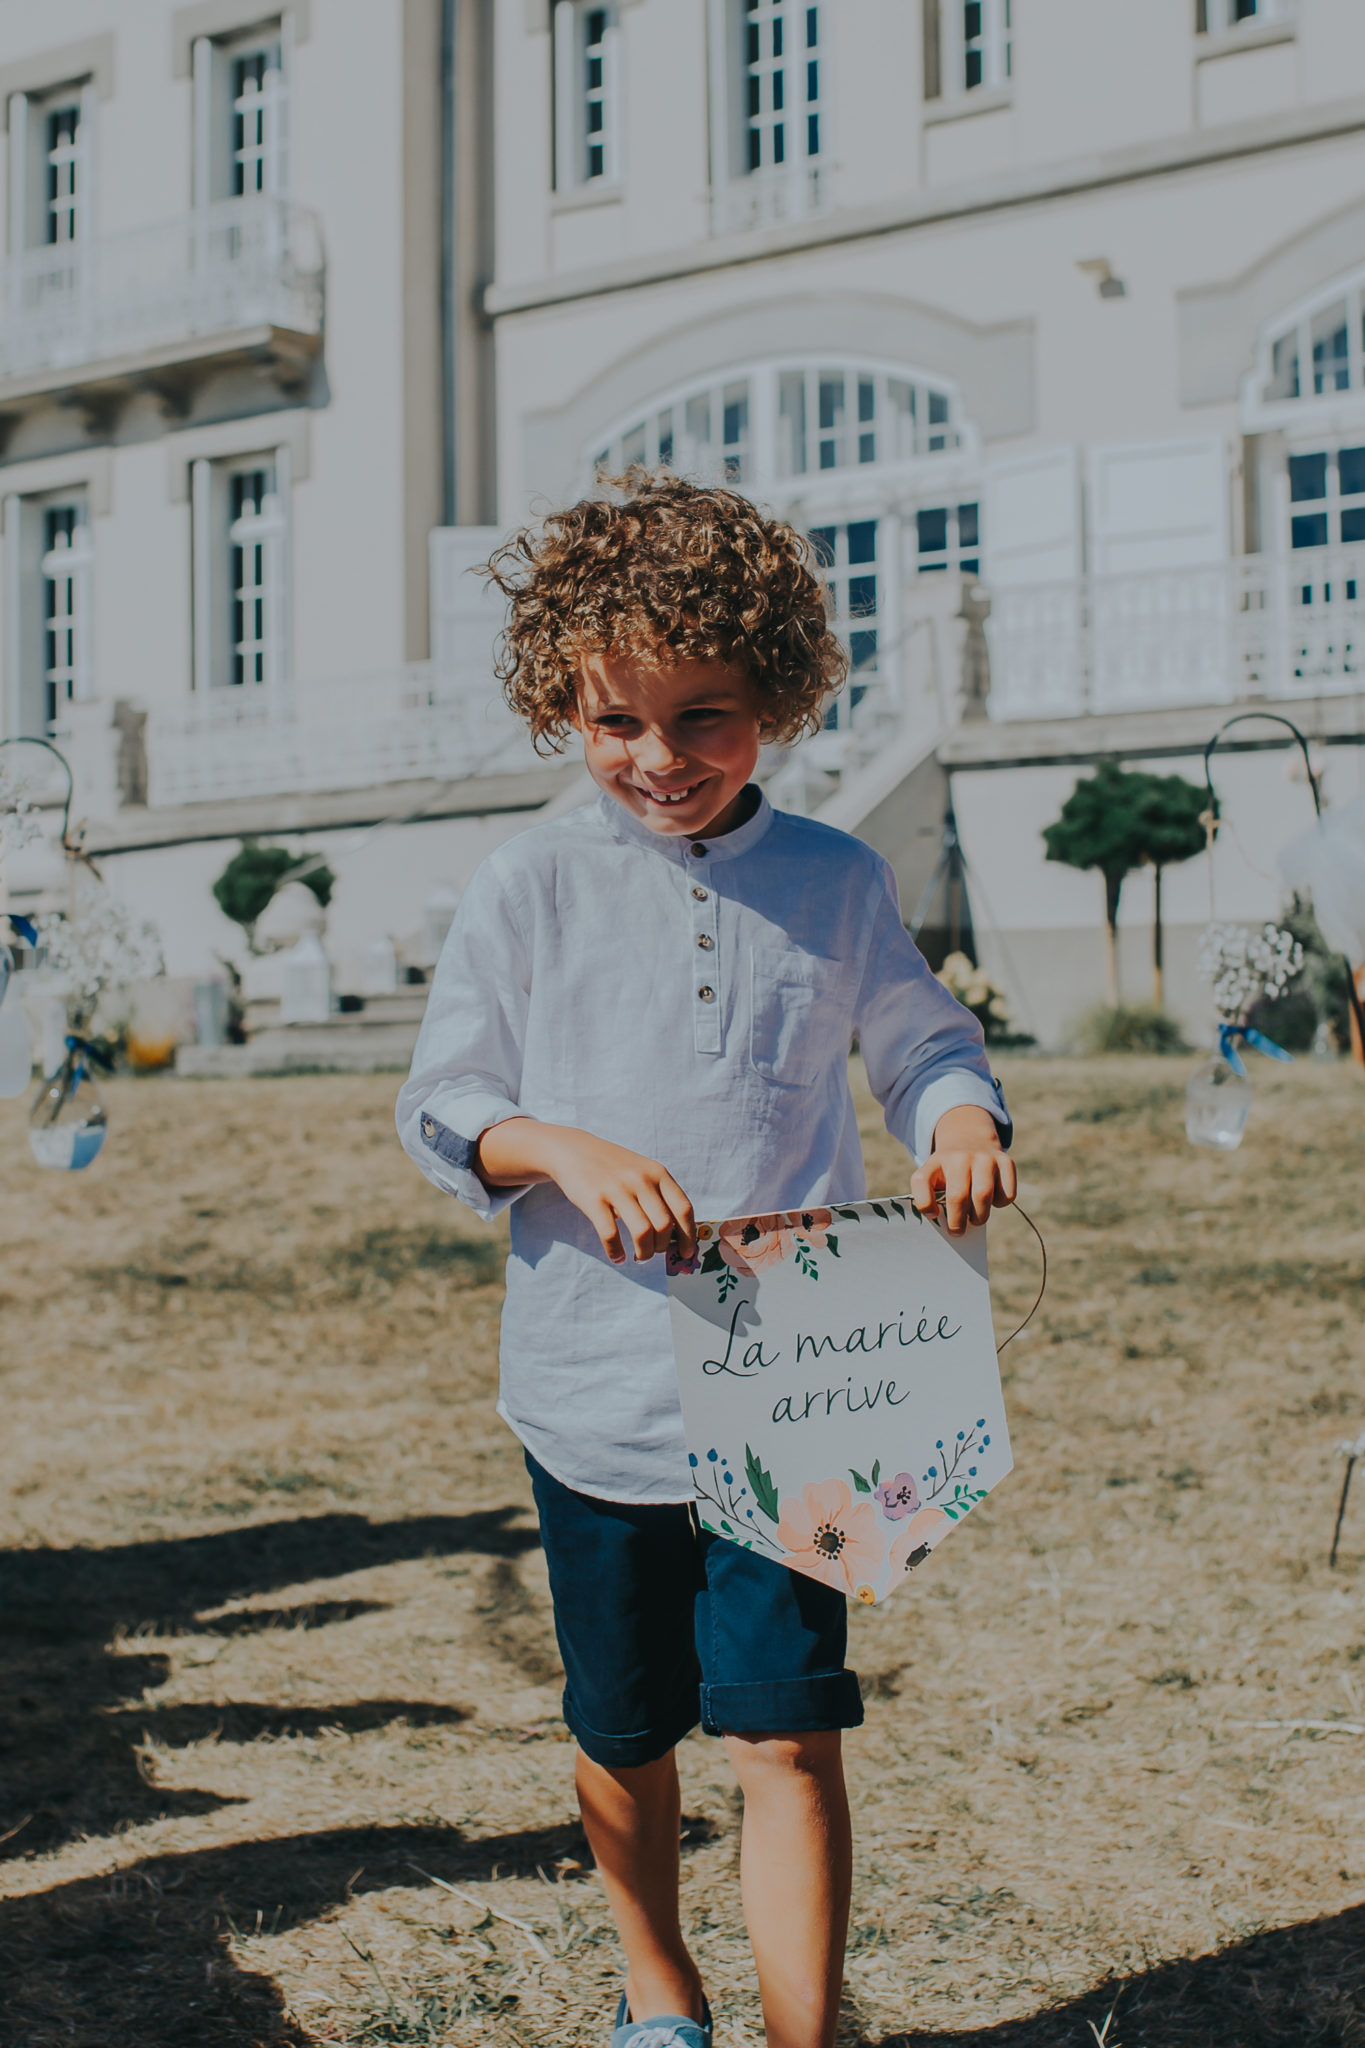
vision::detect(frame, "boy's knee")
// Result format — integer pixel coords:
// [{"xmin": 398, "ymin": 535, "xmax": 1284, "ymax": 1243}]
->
[{"xmin": 723, "ymin": 1727, "xmax": 843, "ymax": 1785}]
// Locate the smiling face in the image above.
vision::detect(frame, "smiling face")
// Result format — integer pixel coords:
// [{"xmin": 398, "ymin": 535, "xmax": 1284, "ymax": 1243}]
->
[{"xmin": 574, "ymin": 651, "xmax": 765, "ymax": 839}]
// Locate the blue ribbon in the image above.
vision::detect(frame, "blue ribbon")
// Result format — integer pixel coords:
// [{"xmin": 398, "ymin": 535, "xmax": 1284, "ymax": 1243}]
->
[
  {"xmin": 1218, "ymin": 1021, "xmax": 1294, "ymax": 1078},
  {"xmin": 64, "ymin": 1033, "xmax": 115, "ymax": 1082},
  {"xmin": 7, "ymin": 913, "xmax": 37, "ymax": 945}
]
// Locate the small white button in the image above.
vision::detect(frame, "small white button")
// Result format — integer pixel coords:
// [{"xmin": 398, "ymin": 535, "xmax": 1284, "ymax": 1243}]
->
[
  {"xmin": 697, "ymin": 933, "xmax": 714, "ymax": 950},
  {"xmin": 421, "ymin": 1117, "xmax": 435, "ymax": 1137},
  {"xmin": 698, "ymin": 984, "xmax": 716, "ymax": 1002},
  {"xmin": 691, "ymin": 885, "xmax": 708, "ymax": 901}
]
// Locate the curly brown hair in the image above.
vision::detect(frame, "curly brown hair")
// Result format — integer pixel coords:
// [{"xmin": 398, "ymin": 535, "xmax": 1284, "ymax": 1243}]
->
[{"xmin": 481, "ymin": 470, "xmax": 847, "ymax": 751}]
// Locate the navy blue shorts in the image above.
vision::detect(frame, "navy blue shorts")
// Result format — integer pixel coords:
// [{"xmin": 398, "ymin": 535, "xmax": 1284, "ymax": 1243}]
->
[{"xmin": 525, "ymin": 1450, "xmax": 864, "ymax": 1769}]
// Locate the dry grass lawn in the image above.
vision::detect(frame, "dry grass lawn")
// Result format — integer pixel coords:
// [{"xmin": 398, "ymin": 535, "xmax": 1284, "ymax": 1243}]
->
[{"xmin": 1, "ymin": 1056, "xmax": 1364, "ymax": 2047}]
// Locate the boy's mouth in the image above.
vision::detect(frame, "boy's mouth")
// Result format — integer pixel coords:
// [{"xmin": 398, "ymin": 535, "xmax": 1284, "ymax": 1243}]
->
[{"xmin": 629, "ymin": 779, "xmax": 707, "ymax": 807}]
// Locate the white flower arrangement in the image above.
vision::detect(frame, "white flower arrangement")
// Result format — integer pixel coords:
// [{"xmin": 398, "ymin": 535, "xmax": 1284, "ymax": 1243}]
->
[
  {"xmin": 1197, "ymin": 921, "xmax": 1304, "ymax": 1024},
  {"xmin": 0, "ymin": 761, "xmax": 42, "ymax": 864},
  {"xmin": 37, "ymin": 872, "xmax": 164, "ymax": 1024}
]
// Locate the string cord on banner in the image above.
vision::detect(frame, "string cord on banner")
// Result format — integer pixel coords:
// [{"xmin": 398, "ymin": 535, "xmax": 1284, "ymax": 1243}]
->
[{"xmin": 908, "ymin": 1198, "xmax": 1048, "ymax": 1355}]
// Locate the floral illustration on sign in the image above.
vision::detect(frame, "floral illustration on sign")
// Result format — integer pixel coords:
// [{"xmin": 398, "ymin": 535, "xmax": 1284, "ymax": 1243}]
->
[
  {"xmin": 922, "ymin": 1420, "xmax": 991, "ymax": 1521},
  {"xmin": 687, "ymin": 1203, "xmax": 868, "ymax": 1300},
  {"xmin": 690, "ymin": 1445, "xmax": 784, "ymax": 1554},
  {"xmin": 888, "ymin": 1506, "xmax": 951, "ymax": 1578},
  {"xmin": 775, "ymin": 1477, "xmax": 884, "ymax": 1597},
  {"xmin": 875, "ymin": 1471, "xmax": 921, "ymax": 1519}
]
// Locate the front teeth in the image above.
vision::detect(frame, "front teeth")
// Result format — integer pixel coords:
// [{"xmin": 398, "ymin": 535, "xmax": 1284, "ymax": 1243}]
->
[{"xmin": 644, "ymin": 785, "xmax": 696, "ymax": 804}]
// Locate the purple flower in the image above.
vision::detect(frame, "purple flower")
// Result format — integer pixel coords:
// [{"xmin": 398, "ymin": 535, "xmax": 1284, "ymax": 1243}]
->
[
  {"xmin": 874, "ymin": 1472, "xmax": 921, "ymax": 1520},
  {"xmin": 666, "ymin": 1243, "xmax": 701, "ymax": 1275}
]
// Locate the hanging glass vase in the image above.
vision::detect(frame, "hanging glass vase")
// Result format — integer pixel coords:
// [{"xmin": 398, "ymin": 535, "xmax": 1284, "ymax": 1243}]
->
[
  {"xmin": 1185, "ymin": 1052, "xmax": 1252, "ymax": 1151},
  {"xmin": 29, "ymin": 1038, "xmax": 107, "ymax": 1170}
]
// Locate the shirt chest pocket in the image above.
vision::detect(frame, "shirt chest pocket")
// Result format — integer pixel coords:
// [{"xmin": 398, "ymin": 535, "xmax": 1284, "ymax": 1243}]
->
[{"xmin": 749, "ymin": 946, "xmax": 846, "ymax": 1088}]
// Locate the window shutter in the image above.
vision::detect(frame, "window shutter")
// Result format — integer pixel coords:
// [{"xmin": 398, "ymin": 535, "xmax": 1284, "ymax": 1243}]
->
[
  {"xmin": 1086, "ymin": 436, "xmax": 1229, "ymax": 576},
  {"xmin": 983, "ymin": 445, "xmax": 1082, "ymax": 587},
  {"xmin": 922, "ymin": 0, "xmax": 942, "ymax": 101},
  {"xmin": 7, "ymin": 94, "xmax": 27, "ymax": 253},
  {"xmin": 429, "ymin": 526, "xmax": 503, "ymax": 676},
  {"xmin": 1195, "ymin": 0, "xmax": 1208, "ymax": 33}
]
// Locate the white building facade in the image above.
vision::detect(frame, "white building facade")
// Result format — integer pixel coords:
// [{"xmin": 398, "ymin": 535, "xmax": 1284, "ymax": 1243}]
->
[{"xmin": 2, "ymin": 0, "xmax": 1364, "ymax": 1043}]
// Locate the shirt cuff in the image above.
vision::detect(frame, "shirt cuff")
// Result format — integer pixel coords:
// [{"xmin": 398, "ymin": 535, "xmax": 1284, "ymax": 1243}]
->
[
  {"xmin": 913, "ymin": 1070, "xmax": 1013, "ymax": 1165},
  {"xmin": 410, "ymin": 1089, "xmax": 532, "ymax": 1220}
]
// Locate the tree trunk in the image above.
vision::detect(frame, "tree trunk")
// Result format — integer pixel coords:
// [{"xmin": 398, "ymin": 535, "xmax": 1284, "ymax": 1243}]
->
[
  {"xmin": 1104, "ymin": 872, "xmax": 1122, "ymax": 1007},
  {"xmin": 1152, "ymin": 864, "xmax": 1164, "ymax": 1010}
]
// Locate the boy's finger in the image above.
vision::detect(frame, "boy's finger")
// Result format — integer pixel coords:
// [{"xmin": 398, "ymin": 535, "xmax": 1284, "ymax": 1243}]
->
[
  {"xmin": 910, "ymin": 1163, "xmax": 941, "ymax": 1219},
  {"xmin": 659, "ymin": 1173, "xmax": 697, "ymax": 1255},
  {"xmin": 635, "ymin": 1183, "xmax": 677, "ymax": 1247},
  {"xmin": 942, "ymin": 1162, "xmax": 971, "ymax": 1235},
  {"xmin": 970, "ymin": 1153, "xmax": 996, "ymax": 1225},
  {"xmin": 594, "ymin": 1202, "xmax": 627, "ymax": 1265},
  {"xmin": 996, "ymin": 1153, "xmax": 1018, "ymax": 1206},
  {"xmin": 617, "ymin": 1194, "xmax": 659, "ymax": 1263}
]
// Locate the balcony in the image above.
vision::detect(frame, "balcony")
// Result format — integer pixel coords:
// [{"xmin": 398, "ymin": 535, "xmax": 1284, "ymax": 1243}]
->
[
  {"xmin": 985, "ymin": 553, "xmax": 1365, "ymax": 721},
  {"xmin": 144, "ymin": 664, "xmax": 535, "ymax": 811},
  {"xmin": 0, "ymin": 197, "xmax": 324, "ymax": 432}
]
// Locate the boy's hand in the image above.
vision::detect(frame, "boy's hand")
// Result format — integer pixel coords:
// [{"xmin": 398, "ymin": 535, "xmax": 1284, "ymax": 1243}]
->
[
  {"xmin": 911, "ymin": 1104, "xmax": 1016, "ymax": 1237},
  {"xmin": 476, "ymin": 1118, "xmax": 697, "ymax": 1266}
]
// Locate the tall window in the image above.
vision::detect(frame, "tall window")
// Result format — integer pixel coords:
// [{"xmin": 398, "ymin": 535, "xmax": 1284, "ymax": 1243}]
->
[
  {"xmin": 742, "ymin": 0, "xmax": 821, "ymax": 171},
  {"xmin": 228, "ymin": 466, "xmax": 282, "ymax": 686},
  {"xmin": 231, "ymin": 41, "xmax": 286, "ymax": 196},
  {"xmin": 44, "ymin": 104, "xmax": 81, "ymax": 244},
  {"xmin": 1200, "ymin": 0, "xmax": 1294, "ymax": 30},
  {"xmin": 554, "ymin": 2, "xmax": 620, "ymax": 189},
  {"xmin": 597, "ymin": 377, "xmax": 753, "ymax": 484},
  {"xmin": 39, "ymin": 498, "xmax": 91, "ymax": 729},
  {"xmin": 962, "ymin": 0, "xmax": 1011, "ymax": 88},
  {"xmin": 811, "ymin": 521, "xmax": 880, "ymax": 706},
  {"xmin": 1288, "ymin": 449, "xmax": 1365, "ymax": 553},
  {"xmin": 915, "ymin": 501, "xmax": 981, "ymax": 575}
]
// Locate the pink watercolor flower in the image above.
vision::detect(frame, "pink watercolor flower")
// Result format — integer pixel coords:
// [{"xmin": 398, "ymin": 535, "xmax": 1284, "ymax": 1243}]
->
[
  {"xmin": 784, "ymin": 1207, "xmax": 834, "ymax": 1251},
  {"xmin": 717, "ymin": 1214, "xmax": 792, "ymax": 1276},
  {"xmin": 776, "ymin": 1478, "xmax": 885, "ymax": 1597},
  {"xmin": 887, "ymin": 1506, "xmax": 951, "ymax": 1579},
  {"xmin": 665, "ymin": 1243, "xmax": 700, "ymax": 1275},
  {"xmin": 874, "ymin": 1472, "xmax": 921, "ymax": 1520}
]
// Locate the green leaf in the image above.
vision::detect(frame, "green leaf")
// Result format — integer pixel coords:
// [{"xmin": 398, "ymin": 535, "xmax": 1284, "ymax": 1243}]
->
[
  {"xmin": 870, "ymin": 1202, "xmax": 889, "ymax": 1220},
  {"xmin": 826, "ymin": 1235, "xmax": 840, "ymax": 1257},
  {"xmin": 745, "ymin": 1445, "xmax": 780, "ymax": 1523},
  {"xmin": 872, "ymin": 1459, "xmax": 881, "ymax": 1486},
  {"xmin": 700, "ymin": 1243, "xmax": 724, "ymax": 1272},
  {"xmin": 721, "ymin": 1520, "xmax": 733, "ymax": 1534},
  {"xmin": 889, "ymin": 1198, "xmax": 907, "ymax": 1219},
  {"xmin": 849, "ymin": 1468, "xmax": 871, "ymax": 1494},
  {"xmin": 834, "ymin": 1207, "xmax": 861, "ymax": 1221}
]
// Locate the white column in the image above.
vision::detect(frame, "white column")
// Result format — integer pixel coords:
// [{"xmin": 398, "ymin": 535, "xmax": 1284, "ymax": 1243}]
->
[
  {"xmin": 2, "ymin": 495, "xmax": 22, "ymax": 738},
  {"xmin": 705, "ymin": 0, "xmax": 732, "ymax": 198},
  {"xmin": 272, "ymin": 439, "xmax": 292, "ymax": 687},
  {"xmin": 192, "ymin": 36, "xmax": 215, "ymax": 209},
  {"xmin": 191, "ymin": 458, "xmax": 213, "ymax": 693},
  {"xmin": 7, "ymin": 92, "xmax": 28, "ymax": 253},
  {"xmin": 553, "ymin": 2, "xmax": 576, "ymax": 190}
]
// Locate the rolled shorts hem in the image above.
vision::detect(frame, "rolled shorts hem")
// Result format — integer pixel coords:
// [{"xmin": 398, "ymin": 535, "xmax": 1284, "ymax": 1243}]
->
[
  {"xmin": 700, "ymin": 1670, "xmax": 864, "ymax": 1737},
  {"xmin": 562, "ymin": 1690, "xmax": 701, "ymax": 1770}
]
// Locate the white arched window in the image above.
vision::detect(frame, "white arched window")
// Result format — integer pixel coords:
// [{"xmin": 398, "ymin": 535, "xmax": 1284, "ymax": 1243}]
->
[
  {"xmin": 1242, "ymin": 266, "xmax": 1365, "ymax": 433},
  {"xmin": 585, "ymin": 356, "xmax": 981, "ymax": 760}
]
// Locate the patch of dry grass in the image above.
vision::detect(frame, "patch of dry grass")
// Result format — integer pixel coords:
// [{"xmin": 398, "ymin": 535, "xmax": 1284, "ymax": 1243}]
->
[{"xmin": 1, "ymin": 1059, "xmax": 1364, "ymax": 2046}]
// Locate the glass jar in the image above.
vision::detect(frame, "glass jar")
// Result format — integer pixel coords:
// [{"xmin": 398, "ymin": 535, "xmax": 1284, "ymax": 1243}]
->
[
  {"xmin": 1185, "ymin": 1054, "xmax": 1252, "ymax": 1151},
  {"xmin": 29, "ymin": 1044, "xmax": 107, "ymax": 1170}
]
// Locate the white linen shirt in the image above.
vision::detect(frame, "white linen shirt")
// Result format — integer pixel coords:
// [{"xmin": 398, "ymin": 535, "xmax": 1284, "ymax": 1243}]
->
[{"xmin": 396, "ymin": 789, "xmax": 1010, "ymax": 1505}]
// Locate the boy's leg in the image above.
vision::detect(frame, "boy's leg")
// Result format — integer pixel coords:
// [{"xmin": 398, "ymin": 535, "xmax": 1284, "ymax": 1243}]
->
[
  {"xmin": 575, "ymin": 1745, "xmax": 706, "ymax": 2024},
  {"xmin": 724, "ymin": 1729, "xmax": 851, "ymax": 2048}
]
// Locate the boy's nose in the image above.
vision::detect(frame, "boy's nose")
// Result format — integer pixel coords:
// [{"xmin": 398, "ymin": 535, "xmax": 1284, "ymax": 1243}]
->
[{"xmin": 634, "ymin": 728, "xmax": 688, "ymax": 770}]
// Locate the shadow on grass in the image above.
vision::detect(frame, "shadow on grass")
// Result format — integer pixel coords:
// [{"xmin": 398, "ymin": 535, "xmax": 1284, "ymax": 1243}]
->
[
  {"xmin": 0, "ymin": 1819, "xmax": 590, "ymax": 2048},
  {"xmin": 0, "ymin": 1509, "xmax": 540, "ymax": 1864},
  {"xmin": 871, "ymin": 1901, "xmax": 1365, "ymax": 2047}
]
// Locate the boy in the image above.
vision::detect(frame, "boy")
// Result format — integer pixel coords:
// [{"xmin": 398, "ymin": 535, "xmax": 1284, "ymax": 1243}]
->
[{"xmin": 397, "ymin": 473, "xmax": 1015, "ymax": 2048}]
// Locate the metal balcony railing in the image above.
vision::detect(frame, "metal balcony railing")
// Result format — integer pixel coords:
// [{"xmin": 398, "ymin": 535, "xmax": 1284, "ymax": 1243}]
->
[{"xmin": 0, "ymin": 197, "xmax": 324, "ymax": 383}]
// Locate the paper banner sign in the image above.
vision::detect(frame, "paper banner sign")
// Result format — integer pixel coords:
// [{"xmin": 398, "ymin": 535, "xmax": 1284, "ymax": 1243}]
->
[{"xmin": 666, "ymin": 1198, "xmax": 1012, "ymax": 1605}]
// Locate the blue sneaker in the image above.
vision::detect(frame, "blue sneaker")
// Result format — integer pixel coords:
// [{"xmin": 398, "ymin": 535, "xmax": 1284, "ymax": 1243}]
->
[{"xmin": 610, "ymin": 1990, "xmax": 713, "ymax": 2048}]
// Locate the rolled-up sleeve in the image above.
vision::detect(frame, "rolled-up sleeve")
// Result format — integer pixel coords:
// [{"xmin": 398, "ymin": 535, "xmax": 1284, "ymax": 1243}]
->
[
  {"xmin": 395, "ymin": 858, "xmax": 535, "ymax": 1220},
  {"xmin": 853, "ymin": 857, "xmax": 1011, "ymax": 1164}
]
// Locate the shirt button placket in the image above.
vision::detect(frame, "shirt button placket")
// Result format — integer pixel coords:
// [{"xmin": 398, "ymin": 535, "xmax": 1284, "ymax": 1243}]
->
[{"xmin": 687, "ymin": 844, "xmax": 721, "ymax": 1055}]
